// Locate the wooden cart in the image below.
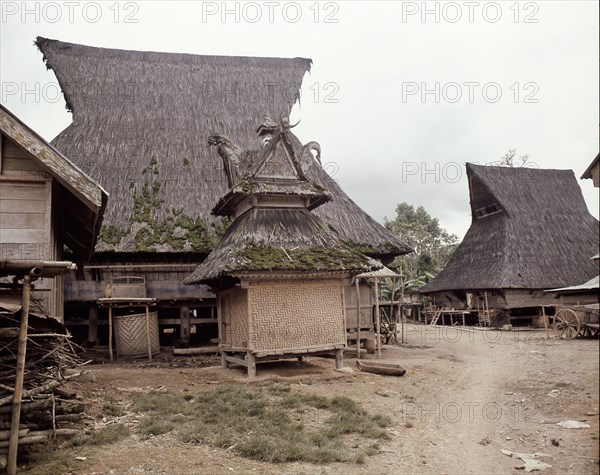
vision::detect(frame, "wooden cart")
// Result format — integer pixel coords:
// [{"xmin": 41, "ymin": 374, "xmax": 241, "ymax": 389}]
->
[{"xmin": 552, "ymin": 304, "xmax": 599, "ymax": 339}]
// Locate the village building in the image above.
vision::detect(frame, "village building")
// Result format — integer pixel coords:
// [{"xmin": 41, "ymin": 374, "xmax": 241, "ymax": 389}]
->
[
  {"xmin": 581, "ymin": 153, "xmax": 600, "ymax": 187},
  {"xmin": 545, "ymin": 153, "xmax": 600, "ymax": 305},
  {"xmin": 421, "ymin": 163, "xmax": 599, "ymax": 325},
  {"xmin": 34, "ymin": 37, "xmax": 411, "ymax": 348},
  {"xmin": 184, "ymin": 118, "xmax": 381, "ymax": 376},
  {"xmin": 0, "ymin": 104, "xmax": 107, "ymax": 320}
]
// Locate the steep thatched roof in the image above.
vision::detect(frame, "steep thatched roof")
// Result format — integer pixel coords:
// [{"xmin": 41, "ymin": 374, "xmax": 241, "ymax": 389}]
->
[
  {"xmin": 0, "ymin": 105, "xmax": 107, "ymax": 259},
  {"xmin": 183, "ymin": 208, "xmax": 381, "ymax": 283},
  {"xmin": 422, "ymin": 163, "xmax": 599, "ymax": 293},
  {"xmin": 36, "ymin": 37, "xmax": 410, "ymax": 258}
]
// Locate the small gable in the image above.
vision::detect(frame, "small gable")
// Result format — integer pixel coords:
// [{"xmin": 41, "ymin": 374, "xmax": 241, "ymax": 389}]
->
[{"xmin": 256, "ymin": 138, "xmax": 299, "ymax": 180}]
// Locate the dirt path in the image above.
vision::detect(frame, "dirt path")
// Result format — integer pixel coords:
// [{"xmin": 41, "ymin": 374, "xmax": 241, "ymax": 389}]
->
[{"xmin": 21, "ymin": 325, "xmax": 599, "ymax": 475}]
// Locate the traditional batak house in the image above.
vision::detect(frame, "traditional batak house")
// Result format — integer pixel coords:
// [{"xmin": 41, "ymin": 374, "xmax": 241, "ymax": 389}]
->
[
  {"xmin": 421, "ymin": 163, "xmax": 599, "ymax": 325},
  {"xmin": 34, "ymin": 37, "xmax": 410, "ymax": 348},
  {"xmin": 0, "ymin": 104, "xmax": 107, "ymax": 320},
  {"xmin": 184, "ymin": 118, "xmax": 381, "ymax": 376}
]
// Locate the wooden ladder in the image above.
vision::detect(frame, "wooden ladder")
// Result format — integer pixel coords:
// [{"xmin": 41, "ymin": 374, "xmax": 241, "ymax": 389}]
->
[
  {"xmin": 429, "ymin": 307, "xmax": 443, "ymax": 325},
  {"xmin": 478, "ymin": 310, "xmax": 491, "ymax": 327}
]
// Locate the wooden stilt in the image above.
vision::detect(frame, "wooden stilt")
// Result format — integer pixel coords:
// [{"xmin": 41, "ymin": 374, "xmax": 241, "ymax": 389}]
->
[
  {"xmin": 7, "ymin": 274, "xmax": 32, "ymax": 475},
  {"xmin": 221, "ymin": 351, "xmax": 229, "ymax": 368},
  {"xmin": 355, "ymin": 278, "xmax": 361, "ymax": 360},
  {"xmin": 180, "ymin": 306, "xmax": 190, "ymax": 346},
  {"xmin": 335, "ymin": 348, "xmax": 343, "ymax": 369},
  {"xmin": 108, "ymin": 306, "xmax": 113, "ymax": 361},
  {"xmin": 247, "ymin": 353, "xmax": 256, "ymax": 378},
  {"xmin": 145, "ymin": 305, "xmax": 152, "ymax": 361},
  {"xmin": 374, "ymin": 277, "xmax": 381, "ymax": 359}
]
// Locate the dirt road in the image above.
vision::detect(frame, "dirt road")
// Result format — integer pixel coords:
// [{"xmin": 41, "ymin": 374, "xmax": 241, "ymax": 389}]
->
[{"xmin": 22, "ymin": 325, "xmax": 599, "ymax": 474}]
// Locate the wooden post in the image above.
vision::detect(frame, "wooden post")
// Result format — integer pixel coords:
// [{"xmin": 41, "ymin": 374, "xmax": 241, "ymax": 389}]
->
[
  {"xmin": 374, "ymin": 278, "xmax": 381, "ymax": 359},
  {"xmin": 247, "ymin": 352, "xmax": 256, "ymax": 378},
  {"xmin": 335, "ymin": 348, "xmax": 343, "ymax": 369},
  {"xmin": 108, "ymin": 306, "xmax": 113, "ymax": 361},
  {"xmin": 180, "ymin": 306, "xmax": 190, "ymax": 346},
  {"xmin": 389, "ymin": 277, "xmax": 396, "ymax": 343},
  {"xmin": 145, "ymin": 305, "xmax": 152, "ymax": 361},
  {"xmin": 7, "ymin": 274, "xmax": 32, "ymax": 475},
  {"xmin": 88, "ymin": 306, "xmax": 98, "ymax": 346},
  {"xmin": 542, "ymin": 306, "xmax": 549, "ymax": 340},
  {"xmin": 355, "ymin": 278, "xmax": 361, "ymax": 360},
  {"xmin": 484, "ymin": 290, "xmax": 490, "ymax": 327}
]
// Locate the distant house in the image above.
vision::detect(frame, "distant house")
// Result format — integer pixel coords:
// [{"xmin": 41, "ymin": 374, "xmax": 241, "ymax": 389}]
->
[
  {"xmin": 581, "ymin": 153, "xmax": 600, "ymax": 187},
  {"xmin": 35, "ymin": 37, "xmax": 410, "ymax": 346},
  {"xmin": 185, "ymin": 118, "xmax": 380, "ymax": 375},
  {"xmin": 0, "ymin": 105, "xmax": 107, "ymax": 320},
  {"xmin": 421, "ymin": 163, "xmax": 599, "ymax": 320}
]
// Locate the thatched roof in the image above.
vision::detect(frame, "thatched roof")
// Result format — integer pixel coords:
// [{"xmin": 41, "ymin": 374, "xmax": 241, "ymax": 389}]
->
[
  {"xmin": 422, "ymin": 163, "xmax": 600, "ymax": 293},
  {"xmin": 183, "ymin": 208, "xmax": 381, "ymax": 283},
  {"xmin": 36, "ymin": 37, "xmax": 410, "ymax": 258},
  {"xmin": 0, "ymin": 105, "xmax": 107, "ymax": 259}
]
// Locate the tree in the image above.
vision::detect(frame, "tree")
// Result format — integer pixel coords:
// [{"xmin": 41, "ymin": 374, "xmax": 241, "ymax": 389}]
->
[
  {"xmin": 384, "ymin": 203, "xmax": 459, "ymax": 288},
  {"xmin": 488, "ymin": 148, "xmax": 529, "ymax": 167}
]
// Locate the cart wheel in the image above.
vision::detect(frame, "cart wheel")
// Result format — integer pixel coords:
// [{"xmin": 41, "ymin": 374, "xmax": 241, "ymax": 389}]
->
[
  {"xmin": 554, "ymin": 309, "xmax": 580, "ymax": 339},
  {"xmin": 579, "ymin": 325, "xmax": 594, "ymax": 338}
]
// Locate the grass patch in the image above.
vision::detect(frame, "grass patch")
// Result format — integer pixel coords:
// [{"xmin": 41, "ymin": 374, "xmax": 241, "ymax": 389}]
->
[
  {"xmin": 69, "ymin": 423, "xmax": 130, "ymax": 447},
  {"xmin": 102, "ymin": 402, "xmax": 126, "ymax": 417},
  {"xmin": 131, "ymin": 384, "xmax": 391, "ymax": 464}
]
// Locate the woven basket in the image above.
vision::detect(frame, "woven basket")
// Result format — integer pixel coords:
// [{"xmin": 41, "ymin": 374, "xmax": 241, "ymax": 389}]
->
[{"xmin": 114, "ymin": 311, "xmax": 160, "ymax": 357}]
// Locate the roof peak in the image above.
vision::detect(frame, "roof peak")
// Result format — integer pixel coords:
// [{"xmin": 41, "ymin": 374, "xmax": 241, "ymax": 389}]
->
[{"xmin": 209, "ymin": 119, "xmax": 329, "ymax": 216}]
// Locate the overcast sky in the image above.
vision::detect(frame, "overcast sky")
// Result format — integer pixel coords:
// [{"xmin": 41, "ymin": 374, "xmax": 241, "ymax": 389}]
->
[{"xmin": 1, "ymin": 0, "xmax": 598, "ymax": 238}]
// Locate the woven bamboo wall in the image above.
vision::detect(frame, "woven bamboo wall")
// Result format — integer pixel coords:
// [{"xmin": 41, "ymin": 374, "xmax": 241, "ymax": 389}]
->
[
  {"xmin": 247, "ymin": 280, "xmax": 346, "ymax": 352},
  {"xmin": 222, "ymin": 288, "xmax": 248, "ymax": 347}
]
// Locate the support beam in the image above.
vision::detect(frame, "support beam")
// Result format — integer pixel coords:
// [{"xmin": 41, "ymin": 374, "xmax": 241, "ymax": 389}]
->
[
  {"xmin": 247, "ymin": 353, "xmax": 256, "ymax": 378},
  {"xmin": 334, "ymin": 348, "xmax": 343, "ymax": 370},
  {"xmin": 179, "ymin": 306, "xmax": 190, "ymax": 346},
  {"xmin": 355, "ymin": 278, "xmax": 361, "ymax": 360},
  {"xmin": 88, "ymin": 306, "xmax": 98, "ymax": 346}
]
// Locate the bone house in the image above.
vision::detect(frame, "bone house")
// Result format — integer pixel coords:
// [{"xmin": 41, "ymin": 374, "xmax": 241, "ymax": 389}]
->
[{"xmin": 184, "ymin": 118, "xmax": 381, "ymax": 376}]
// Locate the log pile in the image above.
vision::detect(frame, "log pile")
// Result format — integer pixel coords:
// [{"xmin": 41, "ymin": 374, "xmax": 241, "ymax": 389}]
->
[{"xmin": 0, "ymin": 311, "xmax": 88, "ymax": 458}]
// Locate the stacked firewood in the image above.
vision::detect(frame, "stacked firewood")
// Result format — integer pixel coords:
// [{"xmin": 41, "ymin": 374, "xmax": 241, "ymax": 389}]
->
[{"xmin": 0, "ymin": 312, "xmax": 88, "ymax": 457}]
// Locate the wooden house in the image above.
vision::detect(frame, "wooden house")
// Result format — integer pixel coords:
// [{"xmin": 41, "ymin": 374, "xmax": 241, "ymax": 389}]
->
[
  {"xmin": 421, "ymin": 163, "xmax": 599, "ymax": 324},
  {"xmin": 184, "ymin": 119, "xmax": 381, "ymax": 376},
  {"xmin": 0, "ymin": 105, "xmax": 107, "ymax": 319},
  {"xmin": 581, "ymin": 153, "xmax": 600, "ymax": 187},
  {"xmin": 34, "ymin": 37, "xmax": 411, "ymax": 347}
]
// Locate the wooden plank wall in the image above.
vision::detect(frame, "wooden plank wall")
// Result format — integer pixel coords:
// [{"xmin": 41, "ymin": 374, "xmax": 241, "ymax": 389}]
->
[{"xmin": 0, "ymin": 133, "xmax": 63, "ymax": 320}]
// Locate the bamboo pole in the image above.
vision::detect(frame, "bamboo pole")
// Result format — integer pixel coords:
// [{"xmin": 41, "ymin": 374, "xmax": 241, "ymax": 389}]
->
[
  {"xmin": 355, "ymin": 278, "xmax": 361, "ymax": 360},
  {"xmin": 145, "ymin": 305, "xmax": 152, "ymax": 361},
  {"xmin": 7, "ymin": 274, "xmax": 32, "ymax": 475},
  {"xmin": 374, "ymin": 278, "xmax": 381, "ymax": 359}
]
